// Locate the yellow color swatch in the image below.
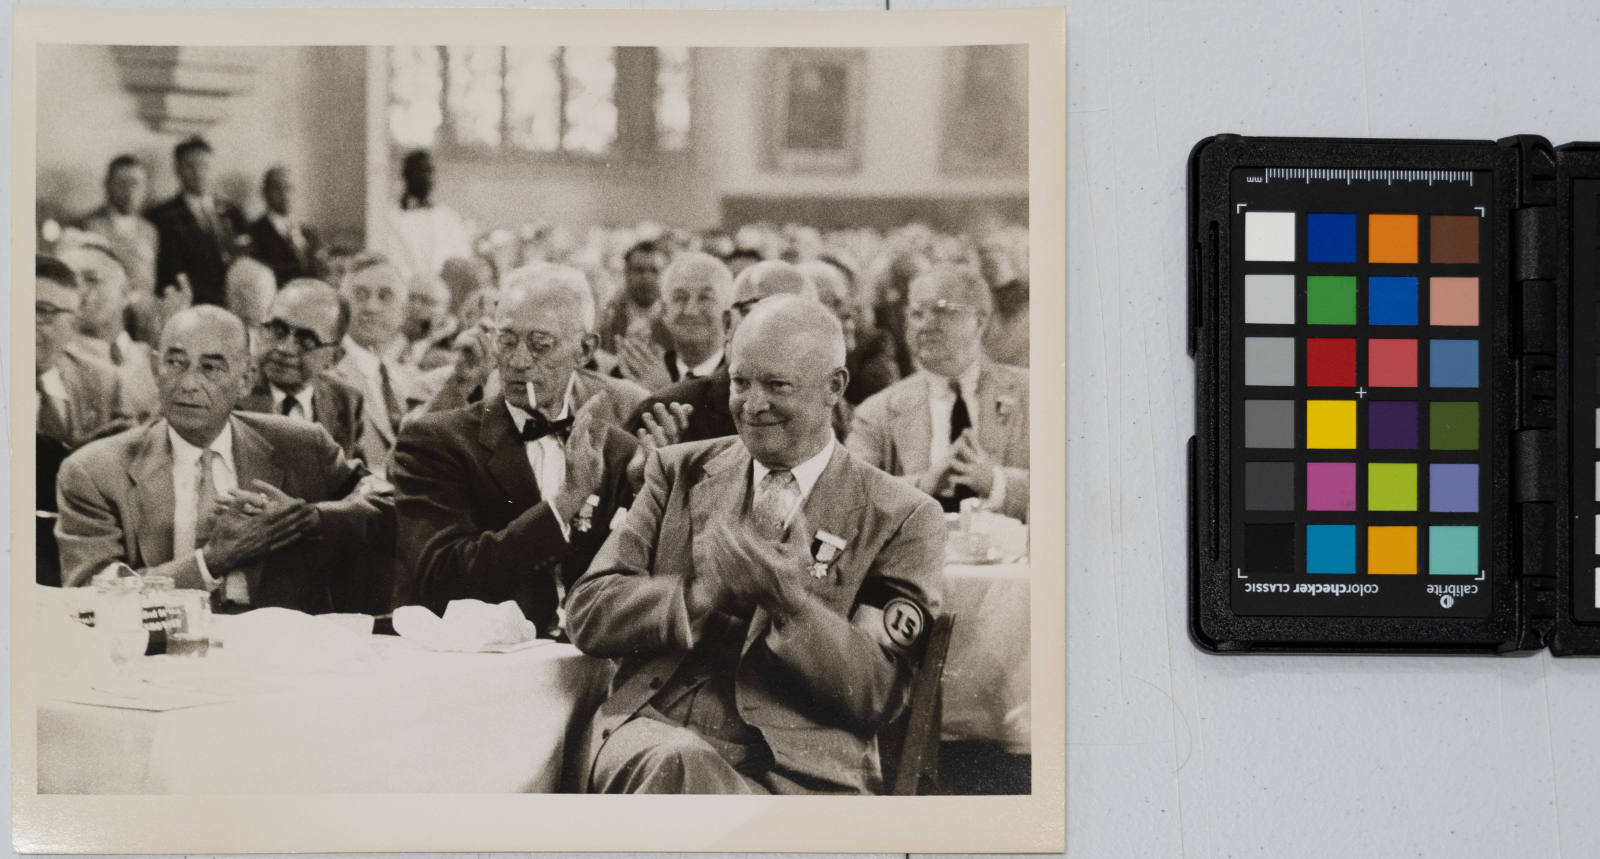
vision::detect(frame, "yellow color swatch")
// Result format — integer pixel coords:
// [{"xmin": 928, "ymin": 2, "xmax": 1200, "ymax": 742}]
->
[
  {"xmin": 1368, "ymin": 526, "xmax": 1418, "ymax": 575},
  {"xmin": 1369, "ymin": 214, "xmax": 1419, "ymax": 264},
  {"xmin": 1306, "ymin": 400, "xmax": 1356, "ymax": 449}
]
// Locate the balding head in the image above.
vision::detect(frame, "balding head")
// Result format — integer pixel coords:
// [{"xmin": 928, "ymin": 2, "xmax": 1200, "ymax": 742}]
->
[
  {"xmin": 797, "ymin": 260, "xmax": 854, "ymax": 324},
  {"xmin": 156, "ymin": 305, "xmax": 254, "ymax": 446},
  {"xmin": 493, "ymin": 263, "xmax": 598, "ymax": 413},
  {"xmin": 226, "ymin": 256, "xmax": 277, "ymax": 327},
  {"xmin": 726, "ymin": 259, "xmax": 817, "ymax": 345},
  {"xmin": 728, "ymin": 295, "xmax": 848, "ymax": 469}
]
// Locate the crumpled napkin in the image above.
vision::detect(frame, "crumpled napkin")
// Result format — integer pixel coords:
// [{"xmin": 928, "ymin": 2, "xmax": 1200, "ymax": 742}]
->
[{"xmin": 391, "ymin": 599, "xmax": 543, "ymax": 653}]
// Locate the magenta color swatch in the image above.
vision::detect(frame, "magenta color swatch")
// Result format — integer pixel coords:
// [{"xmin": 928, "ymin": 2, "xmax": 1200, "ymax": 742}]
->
[{"xmin": 1306, "ymin": 462, "xmax": 1357, "ymax": 511}]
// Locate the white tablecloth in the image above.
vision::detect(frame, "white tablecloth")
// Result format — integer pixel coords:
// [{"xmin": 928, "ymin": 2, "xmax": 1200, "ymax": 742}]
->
[
  {"xmin": 941, "ymin": 562, "xmax": 1031, "ymax": 753},
  {"xmin": 38, "ymin": 633, "xmax": 614, "ymax": 794}
]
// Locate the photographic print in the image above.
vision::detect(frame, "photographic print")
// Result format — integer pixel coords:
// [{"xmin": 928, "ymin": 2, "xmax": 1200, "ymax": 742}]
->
[{"xmin": 14, "ymin": 6, "xmax": 1064, "ymax": 853}]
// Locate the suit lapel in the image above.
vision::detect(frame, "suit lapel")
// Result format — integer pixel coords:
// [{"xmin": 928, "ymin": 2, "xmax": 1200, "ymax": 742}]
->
[
  {"xmin": 237, "ymin": 378, "xmax": 273, "ymax": 414},
  {"xmin": 478, "ymin": 398, "xmax": 543, "ymax": 506},
  {"xmin": 688, "ymin": 441, "xmax": 749, "ymax": 543},
  {"xmin": 231, "ymin": 416, "xmax": 284, "ymax": 596},
  {"xmin": 888, "ymin": 379, "xmax": 931, "ymax": 477},
  {"xmin": 311, "ymin": 380, "xmax": 341, "ymax": 438},
  {"xmin": 126, "ymin": 421, "xmax": 175, "ymax": 566},
  {"xmin": 977, "ymin": 361, "xmax": 1023, "ymax": 462}
]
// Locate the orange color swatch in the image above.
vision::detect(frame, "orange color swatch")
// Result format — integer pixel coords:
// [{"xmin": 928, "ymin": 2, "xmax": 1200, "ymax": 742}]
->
[
  {"xmin": 1368, "ymin": 214, "xmax": 1419, "ymax": 264},
  {"xmin": 1368, "ymin": 526, "xmax": 1418, "ymax": 575}
]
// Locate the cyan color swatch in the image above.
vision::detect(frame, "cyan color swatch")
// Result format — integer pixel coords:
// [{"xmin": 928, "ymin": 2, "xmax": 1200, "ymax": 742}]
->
[{"xmin": 1306, "ymin": 524, "xmax": 1357, "ymax": 574}]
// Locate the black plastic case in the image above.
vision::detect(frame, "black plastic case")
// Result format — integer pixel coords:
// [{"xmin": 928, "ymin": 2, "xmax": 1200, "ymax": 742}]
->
[{"xmin": 1188, "ymin": 134, "xmax": 1600, "ymax": 655}]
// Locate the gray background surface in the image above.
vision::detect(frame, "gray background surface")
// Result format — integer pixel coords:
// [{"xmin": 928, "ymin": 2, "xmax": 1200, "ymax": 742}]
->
[{"xmin": 1067, "ymin": 0, "xmax": 1600, "ymax": 855}]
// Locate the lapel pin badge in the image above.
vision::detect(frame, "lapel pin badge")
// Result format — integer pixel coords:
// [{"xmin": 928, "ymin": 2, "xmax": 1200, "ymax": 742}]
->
[{"xmin": 810, "ymin": 529, "xmax": 847, "ymax": 579}]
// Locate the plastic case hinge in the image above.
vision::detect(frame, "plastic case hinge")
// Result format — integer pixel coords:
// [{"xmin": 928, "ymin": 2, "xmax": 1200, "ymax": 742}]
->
[
  {"xmin": 1515, "ymin": 206, "xmax": 1558, "ymax": 282},
  {"xmin": 1515, "ymin": 354, "xmax": 1557, "ymax": 429}
]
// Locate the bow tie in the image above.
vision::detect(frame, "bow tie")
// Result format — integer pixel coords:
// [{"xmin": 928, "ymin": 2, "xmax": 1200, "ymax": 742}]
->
[{"xmin": 517, "ymin": 413, "xmax": 573, "ymax": 443}]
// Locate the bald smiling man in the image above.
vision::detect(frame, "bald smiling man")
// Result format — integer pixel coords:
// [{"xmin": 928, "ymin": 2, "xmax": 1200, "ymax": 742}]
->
[
  {"xmin": 55, "ymin": 305, "xmax": 392, "ymax": 613},
  {"xmin": 568, "ymin": 295, "xmax": 945, "ymax": 794}
]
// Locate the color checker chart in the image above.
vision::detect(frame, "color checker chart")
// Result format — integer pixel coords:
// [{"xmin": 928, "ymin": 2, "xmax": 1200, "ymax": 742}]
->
[{"xmin": 1228, "ymin": 168, "xmax": 1493, "ymax": 618}]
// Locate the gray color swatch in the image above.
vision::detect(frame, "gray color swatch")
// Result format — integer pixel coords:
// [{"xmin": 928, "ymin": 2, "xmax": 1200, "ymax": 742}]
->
[
  {"xmin": 1245, "ymin": 337, "xmax": 1296, "ymax": 386},
  {"xmin": 1244, "ymin": 461, "xmax": 1295, "ymax": 510},
  {"xmin": 1244, "ymin": 399, "xmax": 1295, "ymax": 449}
]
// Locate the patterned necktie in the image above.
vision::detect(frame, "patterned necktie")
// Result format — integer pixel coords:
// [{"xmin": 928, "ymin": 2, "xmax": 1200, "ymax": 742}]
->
[
  {"xmin": 194, "ymin": 449, "xmax": 220, "ymax": 547},
  {"xmin": 278, "ymin": 393, "xmax": 298, "ymax": 417},
  {"xmin": 751, "ymin": 469, "xmax": 801, "ymax": 541}
]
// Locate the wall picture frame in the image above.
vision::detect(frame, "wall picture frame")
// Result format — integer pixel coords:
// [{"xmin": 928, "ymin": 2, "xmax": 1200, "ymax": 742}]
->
[{"xmin": 764, "ymin": 48, "xmax": 864, "ymax": 173}]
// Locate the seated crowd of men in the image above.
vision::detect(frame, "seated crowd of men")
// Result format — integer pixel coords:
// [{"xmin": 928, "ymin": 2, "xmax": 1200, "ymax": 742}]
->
[{"xmin": 37, "ymin": 137, "xmax": 1032, "ymax": 795}]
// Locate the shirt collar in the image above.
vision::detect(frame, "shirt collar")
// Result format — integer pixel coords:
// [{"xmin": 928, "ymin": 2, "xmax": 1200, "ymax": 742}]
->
[
  {"xmin": 38, "ymin": 367, "xmax": 68, "ymax": 401},
  {"xmin": 924, "ymin": 360, "xmax": 982, "ymax": 401},
  {"xmin": 675, "ymin": 349, "xmax": 724, "ymax": 380},
  {"xmin": 751, "ymin": 435, "xmax": 835, "ymax": 502},
  {"xmin": 270, "ymin": 384, "xmax": 315, "ymax": 416},
  {"xmin": 268, "ymin": 212, "xmax": 296, "ymax": 236},
  {"xmin": 504, "ymin": 375, "xmax": 577, "ymax": 433},
  {"xmin": 168, "ymin": 420, "xmax": 236, "ymax": 472}
]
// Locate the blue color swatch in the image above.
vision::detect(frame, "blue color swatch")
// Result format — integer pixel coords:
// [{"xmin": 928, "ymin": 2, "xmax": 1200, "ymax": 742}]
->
[
  {"xmin": 1429, "ymin": 339, "xmax": 1479, "ymax": 388},
  {"xmin": 1306, "ymin": 524, "xmax": 1357, "ymax": 574},
  {"xmin": 1368, "ymin": 276, "xmax": 1419, "ymax": 326},
  {"xmin": 1306, "ymin": 213, "xmax": 1358, "ymax": 263}
]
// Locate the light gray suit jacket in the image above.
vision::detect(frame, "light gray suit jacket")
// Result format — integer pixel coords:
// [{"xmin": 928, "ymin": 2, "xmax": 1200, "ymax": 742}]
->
[
  {"xmin": 846, "ymin": 359, "xmax": 1030, "ymax": 521},
  {"xmin": 55, "ymin": 413, "xmax": 392, "ymax": 613},
  {"xmin": 566, "ymin": 437, "xmax": 945, "ymax": 794}
]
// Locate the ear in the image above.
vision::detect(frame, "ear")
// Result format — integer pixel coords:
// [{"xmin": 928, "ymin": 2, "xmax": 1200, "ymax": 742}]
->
[{"xmin": 826, "ymin": 366, "xmax": 850, "ymax": 404}]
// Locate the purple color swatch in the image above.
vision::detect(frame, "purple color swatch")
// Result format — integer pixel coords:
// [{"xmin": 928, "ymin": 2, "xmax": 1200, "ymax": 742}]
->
[
  {"xmin": 1368, "ymin": 401, "xmax": 1419, "ymax": 450},
  {"xmin": 1307, "ymin": 462, "xmax": 1357, "ymax": 511},
  {"xmin": 1429, "ymin": 464, "xmax": 1479, "ymax": 513}
]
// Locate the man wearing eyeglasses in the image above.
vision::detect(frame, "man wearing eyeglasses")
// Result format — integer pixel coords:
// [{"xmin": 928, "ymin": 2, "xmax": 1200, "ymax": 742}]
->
[
  {"xmin": 390, "ymin": 263, "xmax": 639, "ymax": 636},
  {"xmin": 330, "ymin": 253, "xmax": 420, "ymax": 477},
  {"xmin": 37, "ymin": 254, "xmax": 127, "ymax": 585},
  {"xmin": 55, "ymin": 305, "xmax": 392, "ymax": 613},
  {"xmin": 235, "ymin": 278, "xmax": 366, "ymax": 461},
  {"xmin": 847, "ymin": 265, "xmax": 1030, "ymax": 522}
]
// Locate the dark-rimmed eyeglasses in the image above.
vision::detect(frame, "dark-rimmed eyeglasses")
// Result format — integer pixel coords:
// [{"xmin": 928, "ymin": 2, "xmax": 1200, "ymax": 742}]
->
[
  {"xmin": 261, "ymin": 318, "xmax": 334, "ymax": 353},
  {"xmin": 730, "ymin": 297, "xmax": 764, "ymax": 317}
]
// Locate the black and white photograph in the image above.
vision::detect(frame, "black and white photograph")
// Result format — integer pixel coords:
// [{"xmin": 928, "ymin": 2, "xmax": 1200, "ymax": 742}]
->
[{"xmin": 14, "ymin": 6, "xmax": 1065, "ymax": 853}]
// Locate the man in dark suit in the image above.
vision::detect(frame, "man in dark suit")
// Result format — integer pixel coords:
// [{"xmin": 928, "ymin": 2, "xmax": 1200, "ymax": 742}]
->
[
  {"xmin": 567, "ymin": 296, "xmax": 946, "ymax": 794},
  {"xmin": 235, "ymin": 278, "xmax": 366, "ymax": 461},
  {"xmin": 611, "ymin": 251, "xmax": 731, "ymax": 392},
  {"xmin": 55, "ymin": 305, "xmax": 392, "ymax": 614},
  {"xmin": 146, "ymin": 136, "xmax": 248, "ymax": 307},
  {"xmin": 247, "ymin": 166, "xmax": 323, "ymax": 286},
  {"xmin": 626, "ymin": 260, "xmax": 847, "ymax": 447},
  {"xmin": 391, "ymin": 263, "xmax": 638, "ymax": 635}
]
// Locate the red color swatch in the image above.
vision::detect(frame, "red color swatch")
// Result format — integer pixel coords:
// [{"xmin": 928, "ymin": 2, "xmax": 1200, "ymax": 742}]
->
[
  {"xmin": 1306, "ymin": 338, "xmax": 1357, "ymax": 387},
  {"xmin": 1369, "ymin": 338, "xmax": 1419, "ymax": 387}
]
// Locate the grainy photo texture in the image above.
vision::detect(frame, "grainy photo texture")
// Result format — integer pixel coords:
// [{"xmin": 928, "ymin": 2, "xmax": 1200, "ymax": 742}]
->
[{"xmin": 15, "ymin": 8, "xmax": 1064, "ymax": 853}]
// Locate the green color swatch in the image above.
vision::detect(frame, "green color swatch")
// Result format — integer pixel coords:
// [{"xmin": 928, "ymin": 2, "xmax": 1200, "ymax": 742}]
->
[
  {"xmin": 1368, "ymin": 463, "xmax": 1418, "ymax": 511},
  {"xmin": 1430, "ymin": 402, "xmax": 1479, "ymax": 450},
  {"xmin": 1306, "ymin": 276, "xmax": 1358, "ymax": 325}
]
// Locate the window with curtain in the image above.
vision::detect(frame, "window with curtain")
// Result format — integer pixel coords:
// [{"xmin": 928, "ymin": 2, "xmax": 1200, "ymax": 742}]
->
[{"xmin": 388, "ymin": 46, "xmax": 692, "ymax": 157}]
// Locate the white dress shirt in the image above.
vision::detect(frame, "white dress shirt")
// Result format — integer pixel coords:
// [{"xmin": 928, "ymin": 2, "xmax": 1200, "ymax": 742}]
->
[
  {"xmin": 268, "ymin": 212, "xmax": 306, "ymax": 254},
  {"xmin": 674, "ymin": 348, "xmax": 724, "ymax": 381},
  {"xmin": 183, "ymin": 194, "xmax": 220, "ymax": 235},
  {"xmin": 378, "ymin": 204, "xmax": 473, "ymax": 285},
  {"xmin": 36, "ymin": 367, "xmax": 68, "ymax": 426},
  {"xmin": 504, "ymin": 377, "xmax": 578, "ymax": 540},
  {"xmin": 169, "ymin": 423, "xmax": 249, "ymax": 601},
  {"xmin": 923, "ymin": 363, "xmax": 1005, "ymax": 510},
  {"xmin": 269, "ymin": 385, "xmax": 316, "ymax": 422},
  {"xmin": 750, "ymin": 436, "xmax": 836, "ymax": 528}
]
